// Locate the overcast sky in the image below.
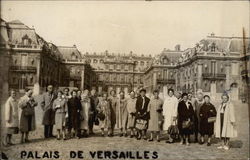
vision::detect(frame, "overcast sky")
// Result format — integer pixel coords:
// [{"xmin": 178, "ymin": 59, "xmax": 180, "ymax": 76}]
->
[{"xmin": 1, "ymin": 1, "xmax": 249, "ymax": 55}]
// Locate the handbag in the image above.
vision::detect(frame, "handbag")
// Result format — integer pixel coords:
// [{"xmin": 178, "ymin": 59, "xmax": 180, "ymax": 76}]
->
[
  {"xmin": 182, "ymin": 120, "xmax": 193, "ymax": 129},
  {"xmin": 97, "ymin": 112, "xmax": 105, "ymax": 121},
  {"xmin": 23, "ymin": 103, "xmax": 34, "ymax": 116},
  {"xmin": 135, "ymin": 119, "xmax": 148, "ymax": 130},
  {"xmin": 208, "ymin": 116, "xmax": 216, "ymax": 123},
  {"xmin": 168, "ymin": 120, "xmax": 179, "ymax": 135}
]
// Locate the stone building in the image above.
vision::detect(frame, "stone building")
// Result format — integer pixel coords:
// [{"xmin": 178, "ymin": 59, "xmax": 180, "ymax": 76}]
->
[
  {"xmin": 59, "ymin": 45, "xmax": 97, "ymax": 90},
  {"xmin": 83, "ymin": 50, "xmax": 152, "ymax": 95}
]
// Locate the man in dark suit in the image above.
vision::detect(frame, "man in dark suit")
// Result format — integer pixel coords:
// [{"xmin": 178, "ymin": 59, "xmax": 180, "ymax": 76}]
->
[
  {"xmin": 89, "ymin": 89, "xmax": 99, "ymax": 135},
  {"xmin": 40, "ymin": 85, "xmax": 56, "ymax": 138},
  {"xmin": 135, "ymin": 89, "xmax": 150, "ymax": 140}
]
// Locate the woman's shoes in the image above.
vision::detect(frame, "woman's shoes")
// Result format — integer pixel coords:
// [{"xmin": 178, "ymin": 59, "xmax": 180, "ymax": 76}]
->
[
  {"xmin": 223, "ymin": 146, "xmax": 230, "ymax": 150},
  {"xmin": 199, "ymin": 141, "xmax": 205, "ymax": 145},
  {"xmin": 186, "ymin": 142, "xmax": 190, "ymax": 146},
  {"xmin": 207, "ymin": 142, "xmax": 211, "ymax": 146},
  {"xmin": 148, "ymin": 138, "xmax": 153, "ymax": 142},
  {"xmin": 217, "ymin": 145, "xmax": 224, "ymax": 149},
  {"xmin": 157, "ymin": 139, "xmax": 160, "ymax": 142}
]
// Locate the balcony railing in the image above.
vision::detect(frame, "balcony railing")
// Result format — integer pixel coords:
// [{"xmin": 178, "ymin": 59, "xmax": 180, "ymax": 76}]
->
[
  {"xmin": 241, "ymin": 70, "xmax": 250, "ymax": 76},
  {"xmin": 157, "ymin": 78, "xmax": 175, "ymax": 84},
  {"xmin": 10, "ymin": 66, "xmax": 37, "ymax": 73},
  {"xmin": 202, "ymin": 73, "xmax": 226, "ymax": 80}
]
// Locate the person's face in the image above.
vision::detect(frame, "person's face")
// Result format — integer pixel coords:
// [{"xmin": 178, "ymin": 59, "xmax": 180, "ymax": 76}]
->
[
  {"xmin": 168, "ymin": 91, "xmax": 174, "ymax": 97},
  {"xmin": 27, "ymin": 90, "xmax": 33, "ymax": 97},
  {"xmin": 77, "ymin": 91, "xmax": 82, "ymax": 96},
  {"xmin": 47, "ymin": 86, "xmax": 53, "ymax": 93},
  {"xmin": 11, "ymin": 91, "xmax": 16, "ymax": 99},
  {"xmin": 91, "ymin": 90, "xmax": 96, "ymax": 96},
  {"xmin": 153, "ymin": 92, "xmax": 159, "ymax": 99},
  {"xmin": 197, "ymin": 93, "xmax": 203, "ymax": 101},
  {"xmin": 58, "ymin": 92, "xmax": 62, "ymax": 98},
  {"xmin": 204, "ymin": 97, "xmax": 210, "ymax": 103},
  {"xmin": 120, "ymin": 92, "xmax": 125, "ymax": 98},
  {"xmin": 176, "ymin": 93, "xmax": 181, "ymax": 99},
  {"xmin": 222, "ymin": 95, "xmax": 229, "ymax": 103},
  {"xmin": 188, "ymin": 94, "xmax": 192, "ymax": 100},
  {"xmin": 130, "ymin": 92, "xmax": 135, "ymax": 99},
  {"xmin": 140, "ymin": 91, "xmax": 146, "ymax": 97},
  {"xmin": 72, "ymin": 91, "xmax": 77, "ymax": 97},
  {"xmin": 183, "ymin": 95, "xmax": 188, "ymax": 102},
  {"xmin": 64, "ymin": 89, "xmax": 69, "ymax": 95},
  {"xmin": 111, "ymin": 91, "xmax": 115, "ymax": 96},
  {"xmin": 103, "ymin": 94, "xmax": 108, "ymax": 100}
]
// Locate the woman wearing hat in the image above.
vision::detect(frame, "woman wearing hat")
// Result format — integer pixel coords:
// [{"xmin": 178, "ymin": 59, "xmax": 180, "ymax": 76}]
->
[
  {"xmin": 97, "ymin": 92, "xmax": 112, "ymax": 137},
  {"xmin": 147, "ymin": 90, "xmax": 163, "ymax": 142},
  {"xmin": 177, "ymin": 93, "xmax": 195, "ymax": 146},
  {"xmin": 215, "ymin": 93, "xmax": 237, "ymax": 150}
]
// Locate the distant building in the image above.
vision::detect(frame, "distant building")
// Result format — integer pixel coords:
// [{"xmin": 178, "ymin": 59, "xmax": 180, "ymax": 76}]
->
[{"xmin": 83, "ymin": 50, "xmax": 152, "ymax": 95}]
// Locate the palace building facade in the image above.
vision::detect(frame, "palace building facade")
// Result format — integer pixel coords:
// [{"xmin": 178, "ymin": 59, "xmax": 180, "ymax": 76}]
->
[{"xmin": 0, "ymin": 19, "xmax": 249, "ymax": 101}]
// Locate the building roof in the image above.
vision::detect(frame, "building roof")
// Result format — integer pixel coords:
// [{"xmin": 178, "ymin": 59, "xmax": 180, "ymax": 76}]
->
[
  {"xmin": 57, "ymin": 45, "xmax": 83, "ymax": 60},
  {"xmin": 0, "ymin": 19, "xmax": 9, "ymax": 44},
  {"xmin": 6, "ymin": 20, "xmax": 38, "ymax": 45}
]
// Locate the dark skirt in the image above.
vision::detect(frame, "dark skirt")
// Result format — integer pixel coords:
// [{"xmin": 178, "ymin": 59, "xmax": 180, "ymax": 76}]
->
[
  {"xmin": 6, "ymin": 127, "xmax": 19, "ymax": 134},
  {"xmin": 200, "ymin": 117, "xmax": 214, "ymax": 136}
]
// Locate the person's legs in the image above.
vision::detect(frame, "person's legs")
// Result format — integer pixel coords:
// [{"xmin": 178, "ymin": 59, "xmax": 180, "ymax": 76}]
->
[
  {"xmin": 200, "ymin": 134, "xmax": 205, "ymax": 144},
  {"xmin": 224, "ymin": 138, "xmax": 230, "ymax": 150},
  {"xmin": 120, "ymin": 128, "xmax": 123, "ymax": 137},
  {"xmin": 137, "ymin": 130, "xmax": 142, "ymax": 140},
  {"xmin": 62, "ymin": 128, "xmax": 66, "ymax": 140},
  {"xmin": 44, "ymin": 125, "xmax": 48, "ymax": 138},
  {"xmin": 156, "ymin": 131, "xmax": 160, "ymax": 142},
  {"xmin": 49, "ymin": 125, "xmax": 54, "ymax": 137},
  {"xmin": 25, "ymin": 132, "xmax": 29, "ymax": 142},
  {"xmin": 101, "ymin": 128, "xmax": 105, "ymax": 136},
  {"xmin": 142, "ymin": 129, "xmax": 147, "ymax": 140},
  {"xmin": 148, "ymin": 131, "xmax": 153, "ymax": 141},
  {"xmin": 57, "ymin": 129, "xmax": 61, "ymax": 140},
  {"xmin": 20, "ymin": 132, "xmax": 25, "ymax": 143},
  {"xmin": 207, "ymin": 135, "xmax": 211, "ymax": 146},
  {"xmin": 185, "ymin": 134, "xmax": 190, "ymax": 145}
]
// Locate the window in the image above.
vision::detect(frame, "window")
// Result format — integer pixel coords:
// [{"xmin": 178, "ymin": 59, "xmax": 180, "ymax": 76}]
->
[{"xmin": 140, "ymin": 61, "xmax": 144, "ymax": 66}]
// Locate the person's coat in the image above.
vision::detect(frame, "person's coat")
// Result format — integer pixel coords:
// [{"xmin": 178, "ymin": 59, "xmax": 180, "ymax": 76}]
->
[
  {"xmin": 199, "ymin": 102, "xmax": 216, "ymax": 135},
  {"xmin": 109, "ymin": 96, "xmax": 118, "ymax": 129},
  {"xmin": 135, "ymin": 96, "xmax": 150, "ymax": 120},
  {"xmin": 18, "ymin": 95, "xmax": 36, "ymax": 132},
  {"xmin": 40, "ymin": 92, "xmax": 56, "ymax": 125},
  {"xmin": 80, "ymin": 97, "xmax": 91, "ymax": 130},
  {"xmin": 162, "ymin": 96, "xmax": 178, "ymax": 131},
  {"xmin": 67, "ymin": 97, "xmax": 82, "ymax": 130},
  {"xmin": 177, "ymin": 100, "xmax": 195, "ymax": 135},
  {"xmin": 215, "ymin": 102, "xmax": 237, "ymax": 138},
  {"xmin": 117, "ymin": 98, "xmax": 128, "ymax": 129},
  {"xmin": 5, "ymin": 97, "xmax": 19, "ymax": 128}
]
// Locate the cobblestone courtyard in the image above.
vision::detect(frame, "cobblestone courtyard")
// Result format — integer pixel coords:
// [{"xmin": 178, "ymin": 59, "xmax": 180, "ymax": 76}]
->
[{"xmin": 1, "ymin": 101, "xmax": 249, "ymax": 160}]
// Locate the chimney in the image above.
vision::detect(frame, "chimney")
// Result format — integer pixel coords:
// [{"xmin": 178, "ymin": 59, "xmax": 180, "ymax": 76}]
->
[{"xmin": 175, "ymin": 44, "xmax": 181, "ymax": 51}]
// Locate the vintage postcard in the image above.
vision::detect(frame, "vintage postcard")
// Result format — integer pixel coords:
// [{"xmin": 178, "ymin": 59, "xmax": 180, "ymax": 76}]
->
[{"xmin": 0, "ymin": 1, "xmax": 249, "ymax": 160}]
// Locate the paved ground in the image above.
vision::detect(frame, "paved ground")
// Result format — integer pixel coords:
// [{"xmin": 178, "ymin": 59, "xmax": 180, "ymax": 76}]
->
[{"xmin": 1, "ymin": 100, "xmax": 249, "ymax": 160}]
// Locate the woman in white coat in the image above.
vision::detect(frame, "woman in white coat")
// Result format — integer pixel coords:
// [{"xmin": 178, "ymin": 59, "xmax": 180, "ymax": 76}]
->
[
  {"xmin": 4, "ymin": 90, "xmax": 19, "ymax": 146},
  {"xmin": 215, "ymin": 93, "xmax": 237, "ymax": 150},
  {"xmin": 162, "ymin": 89, "xmax": 179, "ymax": 143}
]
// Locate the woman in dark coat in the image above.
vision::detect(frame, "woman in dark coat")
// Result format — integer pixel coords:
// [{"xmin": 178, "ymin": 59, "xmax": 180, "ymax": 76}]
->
[
  {"xmin": 135, "ymin": 89, "xmax": 150, "ymax": 140},
  {"xmin": 199, "ymin": 95, "xmax": 216, "ymax": 146},
  {"xmin": 177, "ymin": 93, "xmax": 195, "ymax": 146},
  {"xmin": 67, "ymin": 90, "xmax": 82, "ymax": 138}
]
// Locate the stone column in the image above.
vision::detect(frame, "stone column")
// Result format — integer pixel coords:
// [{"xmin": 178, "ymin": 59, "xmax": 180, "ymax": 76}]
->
[
  {"xmin": 33, "ymin": 56, "xmax": 40, "ymax": 95},
  {"xmin": 197, "ymin": 62, "xmax": 203, "ymax": 90},
  {"xmin": 153, "ymin": 71, "xmax": 157, "ymax": 91},
  {"xmin": 81, "ymin": 67, "xmax": 85, "ymax": 90},
  {"xmin": 225, "ymin": 63, "xmax": 231, "ymax": 91}
]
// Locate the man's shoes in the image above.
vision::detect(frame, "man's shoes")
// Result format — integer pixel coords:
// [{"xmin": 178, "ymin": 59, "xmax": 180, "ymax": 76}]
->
[
  {"xmin": 207, "ymin": 142, "xmax": 211, "ymax": 146},
  {"xmin": 148, "ymin": 138, "xmax": 153, "ymax": 142}
]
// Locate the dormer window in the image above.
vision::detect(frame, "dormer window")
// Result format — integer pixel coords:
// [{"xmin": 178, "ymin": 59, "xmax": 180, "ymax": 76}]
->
[
  {"xmin": 71, "ymin": 52, "xmax": 77, "ymax": 60},
  {"xmin": 22, "ymin": 34, "xmax": 32, "ymax": 46},
  {"xmin": 211, "ymin": 42, "xmax": 216, "ymax": 52}
]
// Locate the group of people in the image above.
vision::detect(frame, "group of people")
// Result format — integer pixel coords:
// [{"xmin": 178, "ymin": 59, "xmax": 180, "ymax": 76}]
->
[{"xmin": 4, "ymin": 85, "xmax": 237, "ymax": 151}]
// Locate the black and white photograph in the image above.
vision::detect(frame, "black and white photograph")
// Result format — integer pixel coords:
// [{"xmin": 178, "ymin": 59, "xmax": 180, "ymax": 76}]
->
[{"xmin": 0, "ymin": 1, "xmax": 249, "ymax": 160}]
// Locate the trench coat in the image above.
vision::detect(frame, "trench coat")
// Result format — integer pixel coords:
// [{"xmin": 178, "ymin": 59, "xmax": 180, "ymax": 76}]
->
[
  {"xmin": 117, "ymin": 98, "xmax": 128, "ymax": 129},
  {"xmin": 148, "ymin": 98, "xmax": 163, "ymax": 132},
  {"xmin": 215, "ymin": 102, "xmax": 237, "ymax": 138},
  {"xmin": 18, "ymin": 95, "xmax": 36, "ymax": 132},
  {"xmin": 53, "ymin": 98, "xmax": 67, "ymax": 130},
  {"xmin": 199, "ymin": 102, "xmax": 216, "ymax": 136},
  {"xmin": 126, "ymin": 97, "xmax": 137, "ymax": 128},
  {"xmin": 162, "ymin": 96, "xmax": 178, "ymax": 131},
  {"xmin": 5, "ymin": 97, "xmax": 19, "ymax": 128},
  {"xmin": 80, "ymin": 98, "xmax": 91, "ymax": 130},
  {"xmin": 177, "ymin": 100, "xmax": 195, "ymax": 135},
  {"xmin": 109, "ymin": 96, "xmax": 118, "ymax": 129},
  {"xmin": 193, "ymin": 99, "xmax": 204, "ymax": 132},
  {"xmin": 40, "ymin": 92, "xmax": 56, "ymax": 125}
]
